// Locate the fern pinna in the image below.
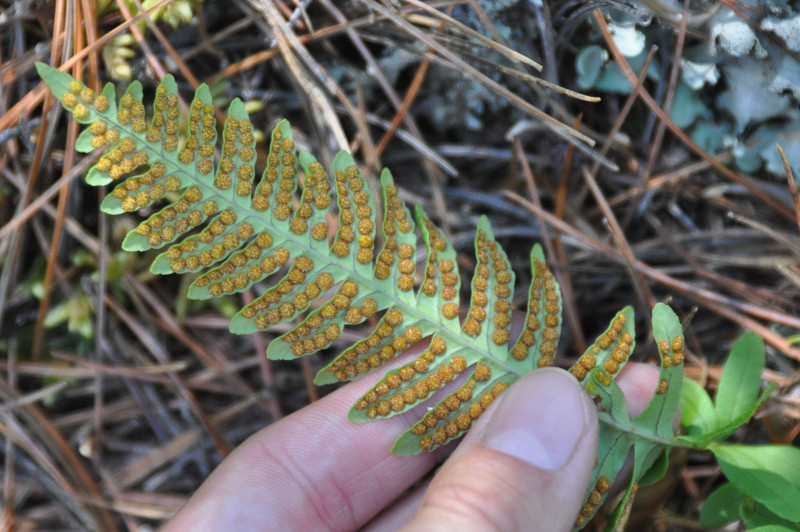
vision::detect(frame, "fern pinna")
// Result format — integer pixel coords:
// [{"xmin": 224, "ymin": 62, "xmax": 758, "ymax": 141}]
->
[{"xmin": 39, "ymin": 62, "xmax": 688, "ymax": 529}]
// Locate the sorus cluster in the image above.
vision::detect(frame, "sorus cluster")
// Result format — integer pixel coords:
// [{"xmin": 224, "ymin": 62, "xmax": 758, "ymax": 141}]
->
[
  {"xmin": 324, "ymin": 306, "xmax": 405, "ymax": 376},
  {"xmin": 290, "ymin": 161, "xmax": 331, "ymax": 238},
  {"xmin": 659, "ymin": 335, "xmax": 686, "ymax": 368},
  {"xmin": 374, "ymin": 182, "xmax": 415, "ymax": 291},
  {"xmin": 484, "ymin": 237, "xmax": 514, "ymax": 346},
  {"xmin": 183, "ymin": 97, "xmax": 217, "ymax": 179},
  {"xmin": 421, "ymin": 219, "xmax": 449, "ymax": 297},
  {"xmin": 330, "ymin": 166, "xmax": 375, "ymax": 265},
  {"xmin": 275, "ymin": 136, "xmax": 298, "ymax": 221},
  {"xmin": 157, "ymin": 199, "xmax": 217, "ymax": 262},
  {"xmin": 95, "ymin": 90, "xmax": 149, "ymax": 185},
  {"xmin": 571, "ymin": 312, "xmax": 628, "ymax": 381},
  {"xmin": 113, "ymin": 160, "xmax": 177, "ymax": 213},
  {"xmin": 510, "ymin": 259, "xmax": 558, "ymax": 365},
  {"xmin": 360, "ymin": 345, "xmax": 467, "ymax": 420},
  {"xmin": 238, "ymin": 255, "xmax": 317, "ymax": 321},
  {"xmin": 143, "ymin": 85, "xmax": 180, "ymax": 163},
  {"xmin": 282, "ymin": 280, "xmax": 373, "ymax": 357},
  {"xmin": 593, "ymin": 322, "xmax": 632, "ymax": 387},
  {"xmin": 189, "ymin": 216, "xmax": 284, "ymax": 294},
  {"xmin": 108, "ymin": 88, "xmax": 179, "ymax": 196},
  {"xmin": 60, "ymin": 79, "xmax": 109, "ymax": 121},
  {"xmin": 201, "ymin": 235, "xmax": 279, "ymax": 296},
  {"xmin": 251, "ymin": 127, "xmax": 291, "ymax": 214},
  {"xmin": 416, "ymin": 375, "xmax": 509, "ymax": 451},
  {"xmin": 331, "ymin": 321, "xmax": 421, "ymax": 381},
  {"xmin": 130, "ymin": 186, "xmax": 205, "ymax": 248},
  {"xmin": 354, "ymin": 335, "xmax": 447, "ymax": 408},
  {"xmin": 574, "ymin": 475, "xmax": 610, "ymax": 528},
  {"xmin": 570, "ymin": 346, "xmax": 598, "ymax": 381},
  {"xmin": 108, "ymin": 147, "xmax": 152, "ymax": 201}
]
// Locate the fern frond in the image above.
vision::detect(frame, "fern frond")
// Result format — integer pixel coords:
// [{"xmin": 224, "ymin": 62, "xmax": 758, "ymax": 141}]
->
[
  {"xmin": 39, "ymin": 63, "xmax": 690, "ymax": 531},
  {"xmin": 568, "ymin": 303, "xmax": 685, "ymax": 529}
]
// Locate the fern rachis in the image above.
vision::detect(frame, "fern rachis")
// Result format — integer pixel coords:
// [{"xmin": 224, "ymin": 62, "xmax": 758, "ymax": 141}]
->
[{"xmin": 39, "ymin": 62, "xmax": 740, "ymax": 530}]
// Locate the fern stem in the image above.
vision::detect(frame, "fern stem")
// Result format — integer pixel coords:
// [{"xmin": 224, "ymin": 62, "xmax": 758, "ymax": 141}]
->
[{"xmin": 598, "ymin": 412, "xmax": 696, "ymax": 450}]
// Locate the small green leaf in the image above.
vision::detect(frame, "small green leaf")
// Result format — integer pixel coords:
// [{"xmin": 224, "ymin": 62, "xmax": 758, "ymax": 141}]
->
[
  {"xmin": 714, "ymin": 332, "xmax": 765, "ymax": 424},
  {"xmin": 679, "ymin": 377, "xmax": 715, "ymax": 435},
  {"xmin": 700, "ymin": 482, "xmax": 747, "ymax": 529},
  {"xmin": 712, "ymin": 444, "xmax": 800, "ymax": 522},
  {"xmin": 638, "ymin": 451, "xmax": 669, "ymax": 487},
  {"xmin": 741, "ymin": 499, "xmax": 800, "ymax": 531}
]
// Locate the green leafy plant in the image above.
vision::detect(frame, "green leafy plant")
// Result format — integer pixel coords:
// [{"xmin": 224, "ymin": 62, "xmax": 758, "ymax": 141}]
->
[
  {"xmin": 682, "ymin": 333, "xmax": 800, "ymax": 531},
  {"xmin": 37, "ymin": 62, "xmax": 777, "ymax": 530}
]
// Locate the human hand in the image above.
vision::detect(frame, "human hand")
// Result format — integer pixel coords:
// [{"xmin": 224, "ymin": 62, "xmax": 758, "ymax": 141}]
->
[{"xmin": 163, "ymin": 363, "xmax": 661, "ymax": 532}]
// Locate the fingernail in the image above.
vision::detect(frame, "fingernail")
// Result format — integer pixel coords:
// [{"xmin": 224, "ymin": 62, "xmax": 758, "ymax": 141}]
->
[{"xmin": 483, "ymin": 369, "xmax": 591, "ymax": 470}]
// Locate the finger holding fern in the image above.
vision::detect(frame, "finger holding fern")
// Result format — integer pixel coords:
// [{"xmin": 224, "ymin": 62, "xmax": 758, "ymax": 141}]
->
[
  {"xmin": 163, "ymin": 362, "xmax": 662, "ymax": 531},
  {"xmin": 37, "ymin": 63, "xmax": 689, "ymax": 531}
]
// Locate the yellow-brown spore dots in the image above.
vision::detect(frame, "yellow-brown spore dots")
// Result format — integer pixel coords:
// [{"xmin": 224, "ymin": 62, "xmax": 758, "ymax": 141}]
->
[
  {"xmin": 491, "ymin": 329, "xmax": 510, "ymax": 345},
  {"xmin": 402, "ymin": 326, "xmax": 422, "ymax": 344},
  {"xmin": 603, "ymin": 359, "xmax": 619, "ymax": 376},
  {"xmin": 429, "ymin": 337, "xmax": 447, "ymax": 356},
  {"xmin": 384, "ymin": 308, "xmax": 403, "ymax": 328},
  {"xmin": 93, "ymin": 96, "xmax": 108, "ymax": 112},
  {"xmin": 389, "ymin": 394, "xmax": 405, "ymax": 412},
  {"xmin": 473, "ymin": 363, "xmax": 491, "ymax": 382},
  {"xmin": 569, "ymin": 364, "xmax": 587, "ymax": 380},
  {"xmin": 460, "ymin": 382, "xmax": 477, "ymax": 403},
  {"xmin": 468, "ymin": 402, "xmax": 483, "ymax": 420},
  {"xmin": 670, "ymin": 336, "xmax": 683, "ymax": 352},
  {"xmin": 73, "ymin": 103, "xmax": 90, "ymax": 120},
  {"xmin": 511, "ymin": 344, "xmax": 528, "ymax": 361},
  {"xmin": 449, "ymin": 355, "xmax": 467, "ymax": 374},
  {"xmin": 671, "ymin": 336, "xmax": 686, "ymax": 365},
  {"xmin": 594, "ymin": 369, "xmax": 612, "ymax": 387},
  {"xmin": 491, "ymin": 382, "xmax": 509, "ymax": 397},
  {"xmin": 61, "ymin": 92, "xmax": 78, "ymax": 109},
  {"xmin": 537, "ymin": 354, "xmax": 555, "ymax": 368},
  {"xmin": 418, "ymin": 435, "xmax": 434, "ymax": 451},
  {"xmin": 441, "ymin": 302, "xmax": 459, "ymax": 320},
  {"xmin": 413, "ymin": 380, "xmax": 430, "ymax": 400},
  {"xmin": 463, "ymin": 318, "xmax": 481, "ymax": 338},
  {"xmin": 398, "ymin": 366, "xmax": 415, "ymax": 382},
  {"xmin": 658, "ymin": 339, "xmax": 670, "ymax": 357}
]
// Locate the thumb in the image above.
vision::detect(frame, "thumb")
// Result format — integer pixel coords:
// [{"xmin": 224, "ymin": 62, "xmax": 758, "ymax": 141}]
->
[{"xmin": 402, "ymin": 368, "xmax": 598, "ymax": 532}]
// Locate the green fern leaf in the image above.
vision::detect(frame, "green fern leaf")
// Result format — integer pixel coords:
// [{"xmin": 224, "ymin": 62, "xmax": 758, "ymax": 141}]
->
[
  {"xmin": 39, "ymin": 63, "xmax": 694, "ymax": 530},
  {"xmin": 568, "ymin": 303, "xmax": 685, "ymax": 530}
]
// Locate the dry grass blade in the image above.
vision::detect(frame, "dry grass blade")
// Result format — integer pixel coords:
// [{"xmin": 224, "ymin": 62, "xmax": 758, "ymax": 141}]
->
[
  {"xmin": 581, "ymin": 167, "xmax": 655, "ymax": 310},
  {"xmin": 110, "ymin": 396, "xmax": 258, "ymax": 489},
  {"xmin": 402, "ymin": 0, "xmax": 543, "ymax": 71},
  {"xmin": 778, "ymin": 144, "xmax": 800, "ymax": 236},
  {"xmin": 248, "ymin": 0, "xmax": 349, "ymax": 152},
  {"xmin": 0, "ymin": 381, "xmax": 69, "ymax": 415},
  {"xmin": 0, "ymin": 380, "xmax": 117, "ymax": 530}
]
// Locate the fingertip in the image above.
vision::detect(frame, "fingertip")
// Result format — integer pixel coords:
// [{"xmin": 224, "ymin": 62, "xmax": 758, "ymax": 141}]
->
[
  {"xmin": 403, "ymin": 368, "xmax": 599, "ymax": 532},
  {"xmin": 616, "ymin": 362, "xmax": 662, "ymax": 418}
]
